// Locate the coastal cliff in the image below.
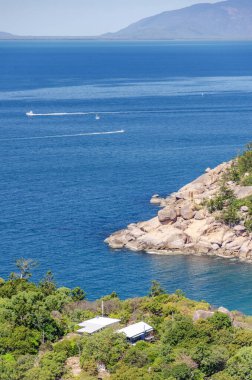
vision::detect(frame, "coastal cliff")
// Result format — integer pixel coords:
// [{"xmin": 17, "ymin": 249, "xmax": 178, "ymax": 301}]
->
[{"xmin": 105, "ymin": 150, "xmax": 252, "ymax": 262}]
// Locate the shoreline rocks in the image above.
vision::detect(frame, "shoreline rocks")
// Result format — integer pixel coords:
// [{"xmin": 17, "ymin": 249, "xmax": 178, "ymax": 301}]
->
[{"xmin": 105, "ymin": 161, "xmax": 252, "ymax": 263}]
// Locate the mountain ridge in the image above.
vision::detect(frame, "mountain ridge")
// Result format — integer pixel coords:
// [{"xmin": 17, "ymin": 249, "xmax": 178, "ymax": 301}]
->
[
  {"xmin": 102, "ymin": 0, "xmax": 252, "ymax": 40},
  {"xmin": 1, "ymin": 0, "xmax": 252, "ymax": 41},
  {"xmin": 0, "ymin": 31, "xmax": 15, "ymax": 38}
]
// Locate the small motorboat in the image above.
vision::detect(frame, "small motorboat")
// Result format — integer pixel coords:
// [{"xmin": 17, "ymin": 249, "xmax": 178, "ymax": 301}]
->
[{"xmin": 26, "ymin": 111, "xmax": 34, "ymax": 117}]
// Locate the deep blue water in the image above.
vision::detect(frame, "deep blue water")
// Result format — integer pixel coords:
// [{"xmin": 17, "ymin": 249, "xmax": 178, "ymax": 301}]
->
[{"xmin": 1, "ymin": 41, "xmax": 252, "ymax": 313}]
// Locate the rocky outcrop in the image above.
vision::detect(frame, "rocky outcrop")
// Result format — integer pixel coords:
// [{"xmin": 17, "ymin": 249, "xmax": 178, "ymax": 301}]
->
[
  {"xmin": 193, "ymin": 306, "xmax": 234, "ymax": 323},
  {"xmin": 105, "ymin": 162, "xmax": 252, "ymax": 262}
]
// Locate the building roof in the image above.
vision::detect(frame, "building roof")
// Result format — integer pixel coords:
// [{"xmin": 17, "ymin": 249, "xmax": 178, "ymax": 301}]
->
[
  {"xmin": 77, "ymin": 324, "xmax": 102, "ymax": 334},
  {"xmin": 117, "ymin": 322, "xmax": 153, "ymax": 339},
  {"xmin": 77, "ymin": 316, "xmax": 121, "ymax": 334}
]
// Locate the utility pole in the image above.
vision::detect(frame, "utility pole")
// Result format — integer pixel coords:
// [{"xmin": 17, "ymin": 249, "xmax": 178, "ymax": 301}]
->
[{"xmin": 102, "ymin": 300, "xmax": 104, "ymax": 317}]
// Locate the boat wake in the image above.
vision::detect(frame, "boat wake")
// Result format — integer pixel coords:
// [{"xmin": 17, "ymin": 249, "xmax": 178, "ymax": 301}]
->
[
  {"xmin": 26, "ymin": 111, "xmax": 125, "ymax": 117},
  {"xmin": 26, "ymin": 111, "xmax": 91, "ymax": 117},
  {"xmin": 0, "ymin": 130, "xmax": 125, "ymax": 141},
  {"xmin": 26, "ymin": 110, "xmax": 175, "ymax": 117}
]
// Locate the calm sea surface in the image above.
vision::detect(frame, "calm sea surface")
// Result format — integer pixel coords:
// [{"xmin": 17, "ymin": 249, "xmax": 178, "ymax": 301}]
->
[{"xmin": 1, "ymin": 41, "xmax": 252, "ymax": 312}]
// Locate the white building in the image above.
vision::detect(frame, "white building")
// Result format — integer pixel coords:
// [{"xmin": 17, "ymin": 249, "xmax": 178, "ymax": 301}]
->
[
  {"xmin": 77, "ymin": 316, "xmax": 121, "ymax": 335},
  {"xmin": 117, "ymin": 322, "xmax": 154, "ymax": 344}
]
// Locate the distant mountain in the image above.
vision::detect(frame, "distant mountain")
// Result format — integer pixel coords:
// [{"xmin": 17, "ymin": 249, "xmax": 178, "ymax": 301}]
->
[
  {"xmin": 102, "ymin": 0, "xmax": 252, "ymax": 40},
  {"xmin": 0, "ymin": 31, "xmax": 16, "ymax": 39},
  {"xmin": 0, "ymin": 31, "xmax": 96, "ymax": 40}
]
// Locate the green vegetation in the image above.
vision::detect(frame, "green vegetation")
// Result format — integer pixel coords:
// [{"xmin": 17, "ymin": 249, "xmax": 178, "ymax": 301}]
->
[
  {"xmin": 225, "ymin": 143, "xmax": 252, "ymax": 186},
  {"xmin": 1, "ymin": 262, "xmax": 252, "ymax": 379},
  {"xmin": 205, "ymin": 143, "xmax": 252, "ymax": 230}
]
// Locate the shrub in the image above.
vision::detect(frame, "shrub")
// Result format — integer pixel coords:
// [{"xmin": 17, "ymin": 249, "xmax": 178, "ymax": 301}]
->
[
  {"xmin": 207, "ymin": 186, "xmax": 235, "ymax": 214},
  {"xmin": 219, "ymin": 205, "xmax": 240, "ymax": 227},
  {"xmin": 25, "ymin": 351, "xmax": 67, "ymax": 380},
  {"xmin": 71, "ymin": 287, "xmax": 86, "ymax": 302},
  {"xmin": 111, "ymin": 365, "xmax": 152, "ymax": 380},
  {"xmin": 192, "ymin": 345, "xmax": 229, "ymax": 376},
  {"xmin": 53, "ymin": 337, "xmax": 80, "ymax": 357},
  {"xmin": 241, "ymin": 173, "xmax": 252, "ymax": 186},
  {"xmin": 211, "ymin": 372, "xmax": 234, "ymax": 380},
  {"xmin": 149, "ymin": 281, "xmax": 166, "ymax": 297},
  {"xmin": 209, "ymin": 312, "xmax": 232, "ymax": 330},
  {"xmin": 226, "ymin": 347, "xmax": 252, "ymax": 380},
  {"xmin": 162, "ymin": 316, "xmax": 197, "ymax": 347},
  {"xmin": 237, "ymin": 150, "xmax": 252, "ymax": 176},
  {"xmin": 80, "ymin": 329, "xmax": 129, "ymax": 372},
  {"xmin": 168, "ymin": 363, "xmax": 192, "ymax": 380},
  {"xmin": 244, "ymin": 219, "xmax": 252, "ymax": 232}
]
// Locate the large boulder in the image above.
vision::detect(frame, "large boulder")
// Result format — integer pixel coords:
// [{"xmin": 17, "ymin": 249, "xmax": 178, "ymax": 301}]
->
[
  {"xmin": 239, "ymin": 240, "xmax": 252, "ymax": 258},
  {"xmin": 138, "ymin": 217, "xmax": 161, "ymax": 232},
  {"xmin": 105, "ymin": 230, "xmax": 130, "ymax": 249},
  {"xmin": 218, "ymin": 306, "xmax": 233, "ymax": 319},
  {"xmin": 223, "ymin": 231, "xmax": 236, "ymax": 246},
  {"xmin": 125, "ymin": 240, "xmax": 142, "ymax": 251},
  {"xmin": 234, "ymin": 225, "xmax": 246, "ymax": 235},
  {"xmin": 234, "ymin": 186, "xmax": 252, "ymax": 199},
  {"xmin": 158, "ymin": 207, "xmax": 177, "ymax": 223},
  {"xmin": 180, "ymin": 203, "xmax": 195, "ymax": 220},
  {"xmin": 205, "ymin": 228, "xmax": 226, "ymax": 246},
  {"xmin": 197, "ymin": 237, "xmax": 212, "ymax": 250},
  {"xmin": 127, "ymin": 225, "xmax": 145, "ymax": 238},
  {"xmin": 138, "ymin": 226, "xmax": 187, "ymax": 250},
  {"xmin": 193, "ymin": 310, "xmax": 214, "ymax": 321},
  {"xmin": 194, "ymin": 209, "xmax": 206, "ymax": 220},
  {"xmin": 225, "ymin": 236, "xmax": 248, "ymax": 251},
  {"xmin": 185, "ymin": 219, "xmax": 210, "ymax": 241}
]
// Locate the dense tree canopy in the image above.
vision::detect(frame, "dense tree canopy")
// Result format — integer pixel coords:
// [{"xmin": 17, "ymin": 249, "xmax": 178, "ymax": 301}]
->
[{"xmin": 0, "ymin": 265, "xmax": 252, "ymax": 380}]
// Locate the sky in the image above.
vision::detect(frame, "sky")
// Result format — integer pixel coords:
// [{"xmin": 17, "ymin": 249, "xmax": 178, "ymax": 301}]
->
[{"xmin": 0, "ymin": 0, "xmax": 221, "ymax": 36}]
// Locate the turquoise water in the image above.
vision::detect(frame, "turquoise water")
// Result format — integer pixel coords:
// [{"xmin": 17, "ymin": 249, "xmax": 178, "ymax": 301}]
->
[{"xmin": 1, "ymin": 41, "xmax": 252, "ymax": 312}]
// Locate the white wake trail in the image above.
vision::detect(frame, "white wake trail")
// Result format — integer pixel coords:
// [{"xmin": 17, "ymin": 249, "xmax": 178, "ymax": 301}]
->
[
  {"xmin": 0, "ymin": 130, "xmax": 125, "ymax": 141},
  {"xmin": 27, "ymin": 112, "xmax": 91, "ymax": 116},
  {"xmin": 26, "ymin": 110, "xmax": 163, "ymax": 117}
]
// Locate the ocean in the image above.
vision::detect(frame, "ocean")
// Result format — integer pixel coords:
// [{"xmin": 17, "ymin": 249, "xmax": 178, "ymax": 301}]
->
[{"xmin": 1, "ymin": 40, "xmax": 252, "ymax": 313}]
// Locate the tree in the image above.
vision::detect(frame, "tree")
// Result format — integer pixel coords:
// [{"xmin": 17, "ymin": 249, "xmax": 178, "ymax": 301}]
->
[
  {"xmin": 80, "ymin": 329, "xmax": 129, "ymax": 372},
  {"xmin": 162, "ymin": 316, "xmax": 196, "ymax": 347},
  {"xmin": 211, "ymin": 372, "xmax": 234, "ymax": 380},
  {"xmin": 15, "ymin": 258, "xmax": 38, "ymax": 280},
  {"xmin": 71, "ymin": 287, "xmax": 86, "ymax": 302},
  {"xmin": 192, "ymin": 344, "xmax": 229, "ymax": 376},
  {"xmin": 168, "ymin": 363, "xmax": 192, "ymax": 380},
  {"xmin": 25, "ymin": 351, "xmax": 67, "ymax": 380},
  {"xmin": 123, "ymin": 345, "xmax": 150, "ymax": 368},
  {"xmin": 209, "ymin": 312, "xmax": 232, "ymax": 330},
  {"xmin": 226, "ymin": 347, "xmax": 252, "ymax": 380},
  {"xmin": 39, "ymin": 271, "xmax": 56, "ymax": 296},
  {"xmin": 111, "ymin": 365, "xmax": 152, "ymax": 380},
  {"xmin": 149, "ymin": 281, "xmax": 165, "ymax": 297}
]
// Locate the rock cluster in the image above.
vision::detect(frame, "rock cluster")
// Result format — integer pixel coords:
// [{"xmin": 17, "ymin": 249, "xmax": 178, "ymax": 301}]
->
[
  {"xmin": 105, "ymin": 162, "xmax": 252, "ymax": 262},
  {"xmin": 193, "ymin": 306, "xmax": 233, "ymax": 322}
]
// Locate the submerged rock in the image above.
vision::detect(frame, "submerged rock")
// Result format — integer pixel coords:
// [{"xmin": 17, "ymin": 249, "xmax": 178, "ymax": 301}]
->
[{"xmin": 150, "ymin": 194, "xmax": 163, "ymax": 205}]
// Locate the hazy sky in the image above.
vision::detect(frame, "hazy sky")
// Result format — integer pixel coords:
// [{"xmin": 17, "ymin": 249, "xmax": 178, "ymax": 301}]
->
[{"xmin": 1, "ymin": 0, "xmax": 221, "ymax": 36}]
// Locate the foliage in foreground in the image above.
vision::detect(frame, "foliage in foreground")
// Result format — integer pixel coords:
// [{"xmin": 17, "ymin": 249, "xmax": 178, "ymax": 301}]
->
[{"xmin": 1, "ymin": 266, "xmax": 252, "ymax": 380}]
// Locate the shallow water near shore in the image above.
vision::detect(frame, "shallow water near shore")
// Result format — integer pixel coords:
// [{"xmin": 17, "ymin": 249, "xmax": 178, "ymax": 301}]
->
[{"xmin": 1, "ymin": 41, "xmax": 252, "ymax": 313}]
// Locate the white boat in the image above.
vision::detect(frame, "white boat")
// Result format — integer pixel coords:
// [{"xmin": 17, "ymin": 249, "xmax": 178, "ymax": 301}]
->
[
  {"xmin": 26, "ymin": 111, "xmax": 34, "ymax": 117},
  {"xmin": 95, "ymin": 114, "xmax": 100, "ymax": 120}
]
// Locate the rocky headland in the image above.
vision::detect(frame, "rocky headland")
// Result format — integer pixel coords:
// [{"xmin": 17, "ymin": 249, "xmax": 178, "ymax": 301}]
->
[{"xmin": 105, "ymin": 155, "xmax": 252, "ymax": 262}]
